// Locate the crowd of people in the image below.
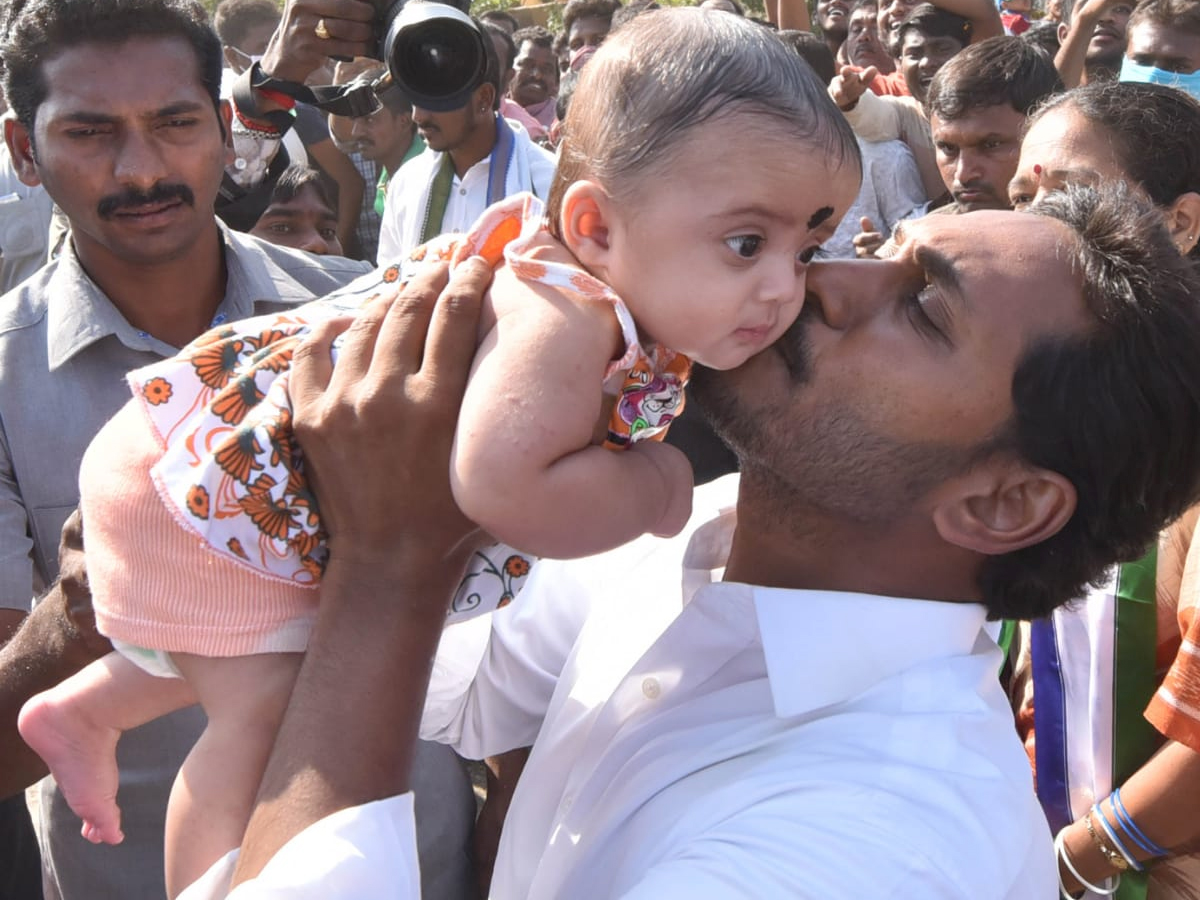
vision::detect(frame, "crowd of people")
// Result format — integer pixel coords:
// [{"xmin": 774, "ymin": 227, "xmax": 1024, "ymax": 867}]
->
[{"xmin": 0, "ymin": 0, "xmax": 1199, "ymax": 897}]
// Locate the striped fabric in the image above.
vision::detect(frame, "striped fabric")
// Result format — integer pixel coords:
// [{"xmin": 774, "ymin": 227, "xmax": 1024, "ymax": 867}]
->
[{"xmin": 1031, "ymin": 548, "xmax": 1161, "ymax": 900}]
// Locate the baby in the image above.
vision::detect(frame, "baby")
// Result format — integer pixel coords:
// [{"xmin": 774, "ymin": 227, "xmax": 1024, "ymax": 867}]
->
[{"xmin": 19, "ymin": 8, "xmax": 861, "ymax": 896}]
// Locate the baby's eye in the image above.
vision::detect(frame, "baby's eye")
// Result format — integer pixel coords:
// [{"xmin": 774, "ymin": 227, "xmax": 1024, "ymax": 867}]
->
[{"xmin": 725, "ymin": 234, "xmax": 764, "ymax": 258}]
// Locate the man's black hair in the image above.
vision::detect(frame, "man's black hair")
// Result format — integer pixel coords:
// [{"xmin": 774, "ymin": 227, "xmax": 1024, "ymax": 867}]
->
[
  {"xmin": 778, "ymin": 29, "xmax": 838, "ymax": 85},
  {"xmin": 562, "ymin": 0, "xmax": 621, "ymax": 38},
  {"xmin": 483, "ymin": 19, "xmax": 518, "ymax": 71},
  {"xmin": 980, "ymin": 184, "xmax": 1200, "ymax": 620},
  {"xmin": 1, "ymin": 0, "xmax": 223, "ymax": 137},
  {"xmin": 212, "ymin": 0, "xmax": 279, "ymax": 48},
  {"xmin": 1129, "ymin": 0, "xmax": 1200, "ymax": 37},
  {"xmin": 512, "ymin": 24, "xmax": 556, "ymax": 50},
  {"xmin": 268, "ymin": 163, "xmax": 335, "ymax": 212},
  {"xmin": 896, "ymin": 3, "xmax": 971, "ymax": 48},
  {"xmin": 1020, "ymin": 19, "xmax": 1061, "ymax": 56},
  {"xmin": 478, "ymin": 8, "xmax": 521, "ymax": 33},
  {"xmin": 927, "ymin": 35, "xmax": 1062, "ymax": 121}
]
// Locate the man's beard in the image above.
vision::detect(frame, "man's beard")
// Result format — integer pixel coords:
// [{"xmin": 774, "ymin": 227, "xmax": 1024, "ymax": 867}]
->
[{"xmin": 690, "ymin": 311, "xmax": 1005, "ymax": 524}]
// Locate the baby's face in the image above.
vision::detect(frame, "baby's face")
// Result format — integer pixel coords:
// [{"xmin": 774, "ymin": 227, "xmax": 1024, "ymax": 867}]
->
[{"xmin": 597, "ymin": 115, "xmax": 860, "ymax": 370}]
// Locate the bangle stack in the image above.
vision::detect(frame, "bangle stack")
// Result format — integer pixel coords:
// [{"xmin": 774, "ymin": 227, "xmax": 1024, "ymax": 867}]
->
[
  {"xmin": 1056, "ymin": 828, "xmax": 1120, "ymax": 899},
  {"xmin": 1058, "ymin": 789, "xmax": 1171, "ymax": 899},
  {"xmin": 1111, "ymin": 788, "xmax": 1170, "ymax": 859}
]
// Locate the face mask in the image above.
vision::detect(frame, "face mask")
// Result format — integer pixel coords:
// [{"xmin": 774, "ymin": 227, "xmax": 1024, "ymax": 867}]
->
[
  {"xmin": 228, "ymin": 45, "xmax": 264, "ymax": 72},
  {"xmin": 1120, "ymin": 57, "xmax": 1200, "ymax": 103}
]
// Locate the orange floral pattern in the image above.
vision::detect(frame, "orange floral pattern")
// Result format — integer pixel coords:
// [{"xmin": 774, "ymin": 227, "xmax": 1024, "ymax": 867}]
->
[
  {"xmin": 143, "ymin": 377, "xmax": 173, "ymax": 406},
  {"xmin": 186, "ymin": 484, "xmax": 210, "ymax": 520}
]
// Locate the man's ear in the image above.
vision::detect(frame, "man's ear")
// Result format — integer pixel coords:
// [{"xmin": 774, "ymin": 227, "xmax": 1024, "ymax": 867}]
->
[
  {"xmin": 559, "ymin": 179, "xmax": 615, "ymax": 274},
  {"xmin": 218, "ymin": 100, "xmax": 235, "ymax": 165},
  {"xmin": 931, "ymin": 460, "xmax": 1076, "ymax": 556},
  {"xmin": 5, "ymin": 117, "xmax": 41, "ymax": 187},
  {"xmin": 1164, "ymin": 191, "xmax": 1200, "ymax": 255},
  {"xmin": 1057, "ymin": 22, "xmax": 1068, "ymax": 44}
]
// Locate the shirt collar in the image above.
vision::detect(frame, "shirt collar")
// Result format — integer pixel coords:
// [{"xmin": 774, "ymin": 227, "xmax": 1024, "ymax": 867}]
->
[
  {"xmin": 679, "ymin": 474, "xmax": 989, "ymax": 719},
  {"xmin": 46, "ymin": 221, "xmax": 317, "ymax": 369}
]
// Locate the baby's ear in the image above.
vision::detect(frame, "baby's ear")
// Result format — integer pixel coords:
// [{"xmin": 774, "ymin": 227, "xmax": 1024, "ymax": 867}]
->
[{"xmin": 560, "ymin": 180, "xmax": 615, "ymax": 273}]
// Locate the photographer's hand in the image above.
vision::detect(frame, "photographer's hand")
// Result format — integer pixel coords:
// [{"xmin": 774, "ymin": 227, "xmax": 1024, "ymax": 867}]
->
[{"xmin": 261, "ymin": 0, "xmax": 377, "ymax": 85}]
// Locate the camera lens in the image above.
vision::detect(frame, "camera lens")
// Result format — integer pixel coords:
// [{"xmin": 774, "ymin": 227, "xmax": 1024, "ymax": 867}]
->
[
  {"xmin": 392, "ymin": 21, "xmax": 485, "ymax": 103},
  {"xmin": 382, "ymin": 1, "xmax": 488, "ymax": 111}
]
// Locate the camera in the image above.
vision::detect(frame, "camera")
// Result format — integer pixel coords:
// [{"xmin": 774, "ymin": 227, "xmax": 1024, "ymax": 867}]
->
[{"xmin": 375, "ymin": 0, "xmax": 490, "ymax": 112}]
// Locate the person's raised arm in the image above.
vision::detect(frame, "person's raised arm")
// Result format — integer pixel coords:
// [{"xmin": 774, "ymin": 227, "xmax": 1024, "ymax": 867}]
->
[
  {"xmin": 935, "ymin": 0, "xmax": 1004, "ymax": 41},
  {"xmin": 229, "ymin": 257, "xmax": 491, "ymax": 887},
  {"xmin": 1053, "ymin": 0, "xmax": 1124, "ymax": 88}
]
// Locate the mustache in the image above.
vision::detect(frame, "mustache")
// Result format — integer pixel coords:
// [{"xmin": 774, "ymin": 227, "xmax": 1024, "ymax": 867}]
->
[
  {"xmin": 775, "ymin": 306, "xmax": 815, "ymax": 384},
  {"xmin": 97, "ymin": 182, "xmax": 194, "ymax": 220}
]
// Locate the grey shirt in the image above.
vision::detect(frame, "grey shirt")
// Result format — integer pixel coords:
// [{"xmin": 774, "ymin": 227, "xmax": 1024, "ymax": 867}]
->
[{"xmin": 0, "ymin": 223, "xmax": 370, "ymax": 899}]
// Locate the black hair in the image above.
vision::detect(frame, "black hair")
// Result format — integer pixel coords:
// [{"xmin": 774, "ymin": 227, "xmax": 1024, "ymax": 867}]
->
[
  {"xmin": 212, "ymin": 0, "xmax": 279, "ymax": 48},
  {"xmin": 1128, "ymin": 0, "xmax": 1200, "ymax": 36},
  {"xmin": 1, "ymin": 0, "xmax": 223, "ymax": 136},
  {"xmin": 980, "ymin": 183, "xmax": 1200, "ymax": 620},
  {"xmin": 927, "ymin": 35, "xmax": 1063, "ymax": 121},
  {"xmin": 483, "ymin": 19, "xmax": 517, "ymax": 71},
  {"xmin": 777, "ymin": 29, "xmax": 838, "ymax": 85},
  {"xmin": 512, "ymin": 24, "xmax": 556, "ymax": 49},
  {"xmin": 478, "ymin": 8, "xmax": 521, "ymax": 33},
  {"xmin": 562, "ymin": 0, "xmax": 621, "ymax": 40},
  {"xmin": 1020, "ymin": 19, "xmax": 1061, "ymax": 56},
  {"xmin": 896, "ymin": 3, "xmax": 971, "ymax": 47},
  {"xmin": 268, "ymin": 163, "xmax": 335, "ymax": 212},
  {"xmin": 612, "ymin": 0, "xmax": 662, "ymax": 28}
]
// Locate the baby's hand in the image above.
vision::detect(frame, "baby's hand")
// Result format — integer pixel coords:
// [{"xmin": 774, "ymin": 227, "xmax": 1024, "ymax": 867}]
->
[{"xmin": 631, "ymin": 441, "xmax": 694, "ymax": 538}]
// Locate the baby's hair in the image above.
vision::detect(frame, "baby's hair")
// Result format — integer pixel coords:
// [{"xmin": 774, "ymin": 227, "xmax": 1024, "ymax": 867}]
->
[{"xmin": 546, "ymin": 8, "xmax": 860, "ymax": 238}]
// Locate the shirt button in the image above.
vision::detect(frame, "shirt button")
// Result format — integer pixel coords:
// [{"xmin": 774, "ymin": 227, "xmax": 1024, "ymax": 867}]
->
[
  {"xmin": 561, "ymin": 793, "xmax": 573, "ymax": 810},
  {"xmin": 234, "ymin": 157, "xmax": 247, "ymax": 171},
  {"xmin": 459, "ymin": 188, "xmax": 467, "ymax": 195},
  {"xmin": 642, "ymin": 677, "xmax": 661, "ymax": 700}
]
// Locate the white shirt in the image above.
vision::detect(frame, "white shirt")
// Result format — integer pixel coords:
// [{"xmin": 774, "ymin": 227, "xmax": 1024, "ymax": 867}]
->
[
  {"xmin": 376, "ymin": 119, "xmax": 557, "ymax": 264},
  {"xmin": 190, "ymin": 475, "xmax": 1056, "ymax": 899},
  {"xmin": 824, "ymin": 138, "xmax": 927, "ymax": 259}
]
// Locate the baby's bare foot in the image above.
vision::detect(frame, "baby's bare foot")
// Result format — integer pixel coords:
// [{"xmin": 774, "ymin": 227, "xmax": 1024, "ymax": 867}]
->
[{"xmin": 19, "ymin": 689, "xmax": 124, "ymax": 844}]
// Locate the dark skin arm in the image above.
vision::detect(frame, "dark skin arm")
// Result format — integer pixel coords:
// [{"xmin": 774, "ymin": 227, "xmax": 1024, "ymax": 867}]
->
[
  {"xmin": 231, "ymin": 257, "xmax": 491, "ymax": 885},
  {"xmin": 0, "ymin": 509, "xmax": 112, "ymax": 799}
]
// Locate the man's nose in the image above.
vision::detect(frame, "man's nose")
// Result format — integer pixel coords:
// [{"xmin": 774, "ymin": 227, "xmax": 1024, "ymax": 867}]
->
[
  {"xmin": 350, "ymin": 117, "xmax": 369, "ymax": 138},
  {"xmin": 802, "ymin": 259, "xmax": 886, "ymax": 330},
  {"xmin": 113, "ymin": 129, "xmax": 169, "ymax": 188},
  {"xmin": 956, "ymin": 150, "xmax": 982, "ymax": 184},
  {"xmin": 296, "ymin": 228, "xmax": 330, "ymax": 255}
]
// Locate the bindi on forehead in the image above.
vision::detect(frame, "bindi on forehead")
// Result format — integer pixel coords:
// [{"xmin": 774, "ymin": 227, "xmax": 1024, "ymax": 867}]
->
[{"xmin": 807, "ymin": 206, "xmax": 835, "ymax": 230}]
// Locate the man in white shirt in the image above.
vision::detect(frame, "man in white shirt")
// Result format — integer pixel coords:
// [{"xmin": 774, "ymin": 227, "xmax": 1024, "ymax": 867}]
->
[
  {"xmin": 375, "ymin": 18, "xmax": 556, "ymax": 263},
  {"xmin": 189, "ymin": 171, "xmax": 1200, "ymax": 898}
]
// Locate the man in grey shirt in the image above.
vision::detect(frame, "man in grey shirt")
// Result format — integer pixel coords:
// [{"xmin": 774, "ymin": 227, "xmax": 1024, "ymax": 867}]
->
[{"xmin": 0, "ymin": 0, "xmax": 476, "ymax": 897}]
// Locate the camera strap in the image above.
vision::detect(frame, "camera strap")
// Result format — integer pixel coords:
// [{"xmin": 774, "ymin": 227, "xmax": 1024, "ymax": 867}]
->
[{"xmin": 233, "ymin": 63, "xmax": 382, "ymax": 134}]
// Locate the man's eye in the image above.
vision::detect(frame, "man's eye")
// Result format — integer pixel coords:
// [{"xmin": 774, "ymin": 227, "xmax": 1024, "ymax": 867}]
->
[
  {"xmin": 936, "ymin": 143, "xmax": 958, "ymax": 157},
  {"xmin": 320, "ymin": 228, "xmax": 338, "ymax": 240},
  {"xmin": 725, "ymin": 235, "xmax": 764, "ymax": 258},
  {"xmin": 268, "ymin": 223, "xmax": 293, "ymax": 234},
  {"xmin": 904, "ymin": 284, "xmax": 946, "ymax": 342}
]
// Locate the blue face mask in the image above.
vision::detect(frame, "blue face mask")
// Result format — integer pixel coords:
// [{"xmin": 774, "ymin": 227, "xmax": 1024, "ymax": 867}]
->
[{"xmin": 1120, "ymin": 57, "xmax": 1200, "ymax": 103}]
